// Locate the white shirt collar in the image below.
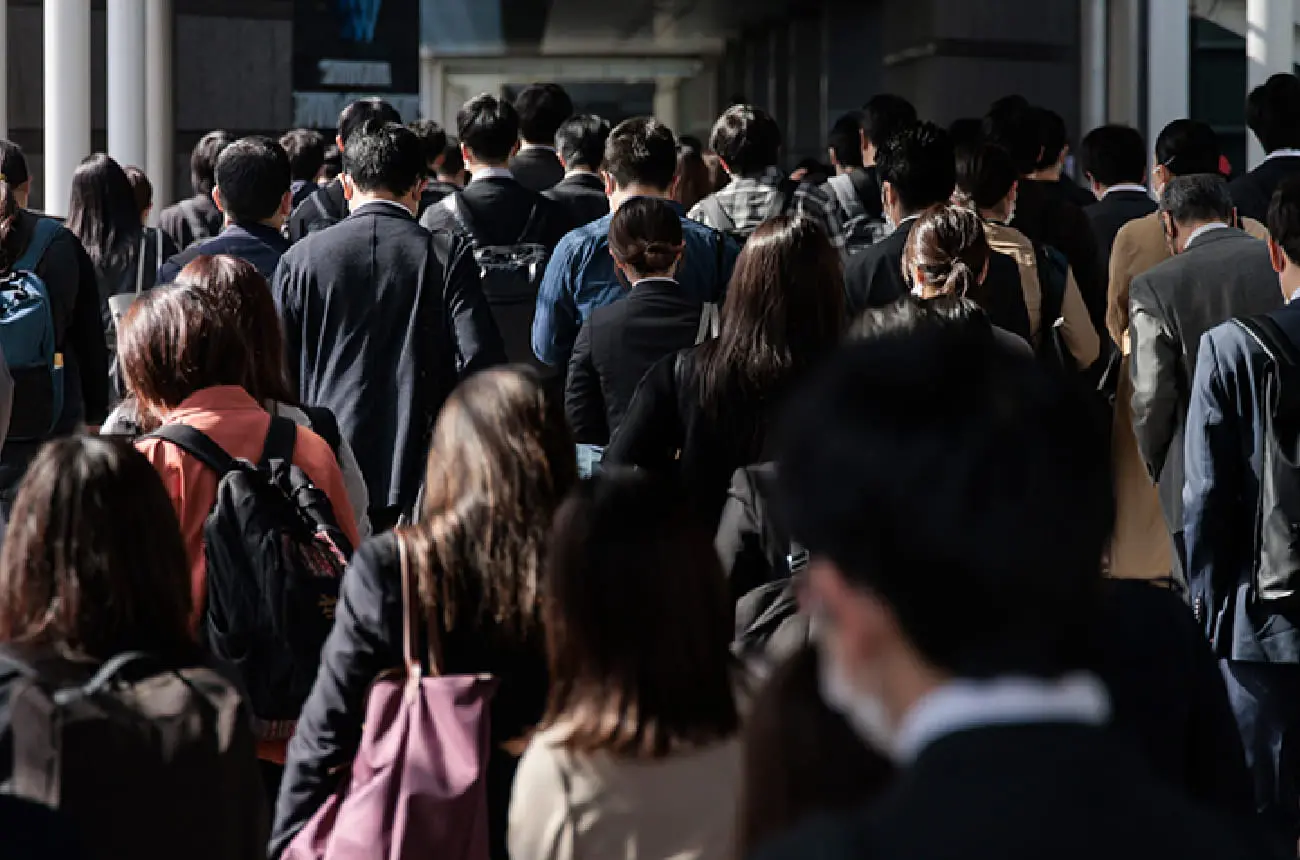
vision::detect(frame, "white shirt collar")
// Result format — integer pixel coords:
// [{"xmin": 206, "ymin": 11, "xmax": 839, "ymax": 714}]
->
[
  {"xmin": 519, "ymin": 142, "xmax": 557, "ymax": 154},
  {"xmin": 1265, "ymin": 148, "xmax": 1300, "ymax": 163},
  {"xmin": 894, "ymin": 673, "xmax": 1110, "ymax": 764},
  {"xmin": 351, "ymin": 198, "xmax": 413, "ymax": 217},
  {"xmin": 1103, "ymin": 183, "xmax": 1148, "ymax": 198},
  {"xmin": 471, "ymin": 166, "xmax": 514, "ymax": 183},
  {"xmin": 631, "ymin": 276, "xmax": 678, "ymax": 287},
  {"xmin": 1185, "ymin": 221, "xmax": 1231, "ymax": 248},
  {"xmin": 1289, "ymin": 287, "xmax": 1300, "ymax": 304}
]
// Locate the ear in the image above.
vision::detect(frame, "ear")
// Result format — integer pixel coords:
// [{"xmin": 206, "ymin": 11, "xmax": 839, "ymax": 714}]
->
[
  {"xmin": 1269, "ymin": 236, "xmax": 1288, "ymax": 274},
  {"xmin": 211, "ymin": 186, "xmax": 227, "ymax": 214},
  {"xmin": 336, "ymin": 135, "xmax": 346, "ymax": 152},
  {"xmin": 510, "ymin": 140, "xmax": 521, "ymax": 159},
  {"xmin": 432, "ymin": 152, "xmax": 446, "ymax": 173},
  {"xmin": 601, "ymin": 170, "xmax": 616, "ymax": 197},
  {"xmin": 460, "ymin": 142, "xmax": 473, "ymax": 167},
  {"xmin": 340, "ymin": 173, "xmax": 356, "ymax": 201},
  {"xmin": 279, "ymin": 189, "xmax": 293, "ymax": 218}
]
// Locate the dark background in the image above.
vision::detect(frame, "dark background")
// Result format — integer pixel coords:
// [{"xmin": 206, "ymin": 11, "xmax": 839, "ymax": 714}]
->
[{"xmin": 293, "ymin": 0, "xmax": 421, "ymax": 95}]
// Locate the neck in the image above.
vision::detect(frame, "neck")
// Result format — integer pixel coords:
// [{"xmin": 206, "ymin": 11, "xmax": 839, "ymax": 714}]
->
[
  {"xmin": 565, "ymin": 166, "xmax": 597, "ymax": 177},
  {"xmin": 1282, "ymin": 263, "xmax": 1300, "ymax": 300},
  {"xmin": 349, "ymin": 190, "xmax": 413, "ymax": 215},
  {"xmin": 610, "ymin": 183, "xmax": 670, "ymax": 211},
  {"xmin": 979, "ymin": 205, "xmax": 1010, "ymax": 224},
  {"xmin": 467, "ymin": 159, "xmax": 510, "ymax": 174},
  {"xmin": 1029, "ymin": 166, "xmax": 1061, "ymax": 181}
]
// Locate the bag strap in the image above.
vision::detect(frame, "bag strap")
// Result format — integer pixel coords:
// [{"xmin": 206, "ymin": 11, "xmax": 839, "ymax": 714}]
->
[
  {"xmin": 444, "ymin": 193, "xmax": 480, "ymax": 241},
  {"xmin": 1235, "ymin": 315, "xmax": 1300, "ymax": 368},
  {"xmin": 69, "ymin": 651, "xmax": 154, "ymax": 699},
  {"xmin": 302, "ymin": 405, "xmax": 342, "ymax": 457},
  {"xmin": 696, "ymin": 303, "xmax": 720, "ymax": 345},
  {"xmin": 712, "ymin": 229, "xmax": 727, "ymax": 299},
  {"xmin": 260, "ymin": 415, "xmax": 298, "ymax": 467},
  {"xmin": 135, "ymin": 232, "xmax": 148, "ymax": 294},
  {"xmin": 14, "ymin": 218, "xmax": 60, "ymax": 273},
  {"xmin": 148, "ymin": 423, "xmax": 241, "ymax": 476},
  {"xmin": 516, "ymin": 202, "xmax": 543, "ymax": 244},
  {"xmin": 396, "ymin": 533, "xmax": 445, "ymax": 679},
  {"xmin": 155, "ymin": 226, "xmax": 164, "ymax": 278},
  {"xmin": 773, "ymin": 177, "xmax": 800, "ymax": 218},
  {"xmin": 699, "ymin": 194, "xmax": 735, "ymax": 234}
]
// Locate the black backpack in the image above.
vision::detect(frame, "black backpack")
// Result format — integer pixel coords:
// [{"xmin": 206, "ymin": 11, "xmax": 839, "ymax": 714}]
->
[
  {"xmin": 444, "ymin": 193, "xmax": 550, "ymax": 367},
  {"xmin": 1231, "ymin": 315, "xmax": 1300, "ymax": 601},
  {"xmin": 697, "ymin": 178, "xmax": 799, "ymax": 247},
  {"xmin": 148, "ymin": 417, "xmax": 352, "ymax": 737},
  {"xmin": 1033, "ymin": 241, "xmax": 1075, "ymax": 378}
]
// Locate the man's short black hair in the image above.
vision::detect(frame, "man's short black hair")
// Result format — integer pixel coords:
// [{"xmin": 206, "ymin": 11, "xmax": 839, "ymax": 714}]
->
[
  {"xmin": 279, "ymin": 128, "xmax": 326, "ymax": 183},
  {"xmin": 1247, "ymin": 73, "xmax": 1300, "ymax": 154},
  {"xmin": 777, "ymin": 301, "xmax": 1109, "ymax": 677},
  {"xmin": 877, "ymin": 121, "xmax": 956, "ymax": 213},
  {"xmin": 1034, "ymin": 107, "xmax": 1068, "ymax": 169},
  {"xmin": 439, "ymin": 138, "xmax": 464, "ymax": 177},
  {"xmin": 514, "ymin": 83, "xmax": 574, "ymax": 144},
  {"xmin": 948, "ymin": 117, "xmax": 985, "ymax": 155},
  {"xmin": 605, "ymin": 117, "xmax": 679, "ymax": 190},
  {"xmin": 555, "ymin": 115, "xmax": 611, "ymax": 172},
  {"xmin": 1079, "ymin": 125, "xmax": 1147, "ymax": 187},
  {"xmin": 710, "ymin": 104, "xmax": 782, "ymax": 176},
  {"xmin": 1159, "ymin": 173, "xmax": 1234, "ymax": 225},
  {"xmin": 337, "ymin": 97, "xmax": 402, "ymax": 147},
  {"xmin": 1155, "ymin": 119, "xmax": 1221, "ymax": 177},
  {"xmin": 215, "ymin": 135, "xmax": 291, "ymax": 223},
  {"xmin": 342, "ymin": 120, "xmax": 425, "ymax": 196},
  {"xmin": 457, "ymin": 94, "xmax": 520, "ymax": 164},
  {"xmin": 983, "ymin": 98, "xmax": 1040, "ymax": 175},
  {"xmin": 861, "ymin": 94, "xmax": 917, "ymax": 152},
  {"xmin": 407, "ymin": 119, "xmax": 448, "ymax": 170},
  {"xmin": 828, "ymin": 112, "xmax": 865, "ymax": 169},
  {"xmin": 956, "ymin": 143, "xmax": 1019, "ymax": 211},
  {"xmin": 1268, "ymin": 174, "xmax": 1300, "ymax": 264},
  {"xmin": 190, "ymin": 130, "xmax": 235, "ymax": 197}
]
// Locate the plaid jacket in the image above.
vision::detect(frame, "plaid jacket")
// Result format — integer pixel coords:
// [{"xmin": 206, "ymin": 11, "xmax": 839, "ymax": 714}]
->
[{"xmin": 688, "ymin": 166, "xmax": 847, "ymax": 252}]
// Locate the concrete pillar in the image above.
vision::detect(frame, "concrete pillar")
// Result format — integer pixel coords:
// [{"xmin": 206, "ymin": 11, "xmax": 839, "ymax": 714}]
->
[
  {"xmin": 421, "ymin": 54, "xmax": 449, "ymax": 129},
  {"xmin": 788, "ymin": 14, "xmax": 825, "ymax": 166},
  {"xmin": 1106, "ymin": 0, "xmax": 1141, "ymax": 127},
  {"xmin": 653, "ymin": 77, "xmax": 681, "ymax": 132},
  {"xmin": 145, "ymin": 0, "xmax": 174, "ymax": 216},
  {"xmin": 44, "ymin": 0, "xmax": 92, "ymax": 218},
  {"xmin": 1247, "ymin": 0, "xmax": 1295, "ymax": 167},
  {"xmin": 1145, "ymin": 0, "xmax": 1189, "ymax": 162},
  {"xmin": 1080, "ymin": 0, "xmax": 1107, "ymax": 134},
  {"xmin": 108, "ymin": 0, "xmax": 148, "ymax": 170}
]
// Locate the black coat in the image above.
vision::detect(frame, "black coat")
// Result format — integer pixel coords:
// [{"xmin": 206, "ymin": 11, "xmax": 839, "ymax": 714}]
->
[
  {"xmin": 1086, "ymin": 189, "xmax": 1157, "ymax": 271},
  {"xmin": 509, "ymin": 147, "xmax": 565, "ymax": 193},
  {"xmin": 286, "ymin": 179, "xmax": 348, "ymax": 244},
  {"xmin": 419, "ymin": 176, "xmax": 572, "ymax": 249},
  {"xmin": 544, "ymin": 172, "xmax": 610, "ymax": 228},
  {"xmin": 158, "ymin": 221, "xmax": 289, "ymax": 286},
  {"xmin": 566, "ymin": 278, "xmax": 705, "ymax": 445},
  {"xmin": 158, "ymin": 194, "xmax": 224, "ymax": 251},
  {"xmin": 1229, "ymin": 155, "xmax": 1300, "ymax": 224},
  {"xmin": 273, "ymin": 202, "xmax": 505, "ymax": 512},
  {"xmin": 1013, "ymin": 178, "xmax": 1106, "ymax": 337}
]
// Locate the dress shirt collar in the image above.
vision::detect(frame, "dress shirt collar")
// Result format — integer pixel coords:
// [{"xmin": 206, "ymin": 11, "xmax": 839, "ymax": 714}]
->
[
  {"xmin": 1290, "ymin": 287, "xmax": 1300, "ymax": 304},
  {"xmin": 519, "ymin": 142, "xmax": 557, "ymax": 154},
  {"xmin": 630, "ymin": 276, "xmax": 679, "ymax": 289},
  {"xmin": 471, "ymin": 166, "xmax": 514, "ymax": 182},
  {"xmin": 1102, "ymin": 183, "xmax": 1149, "ymax": 198},
  {"xmin": 894, "ymin": 673, "xmax": 1110, "ymax": 764},
  {"xmin": 351, "ymin": 198, "xmax": 415, "ymax": 219},
  {"xmin": 1185, "ymin": 221, "xmax": 1231, "ymax": 249},
  {"xmin": 1265, "ymin": 148, "xmax": 1300, "ymax": 163}
]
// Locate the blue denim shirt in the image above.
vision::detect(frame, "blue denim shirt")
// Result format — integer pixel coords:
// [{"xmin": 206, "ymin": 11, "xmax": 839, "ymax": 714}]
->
[{"xmin": 531, "ymin": 198, "xmax": 739, "ymax": 367}]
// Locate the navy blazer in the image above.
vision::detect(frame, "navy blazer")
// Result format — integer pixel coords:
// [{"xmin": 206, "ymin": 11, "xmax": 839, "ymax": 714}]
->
[
  {"xmin": 157, "ymin": 221, "xmax": 290, "ymax": 285},
  {"xmin": 1185, "ymin": 300, "xmax": 1300, "ymax": 663}
]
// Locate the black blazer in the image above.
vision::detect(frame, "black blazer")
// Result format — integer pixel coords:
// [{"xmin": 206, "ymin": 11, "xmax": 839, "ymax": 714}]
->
[
  {"xmin": 158, "ymin": 194, "xmax": 224, "ymax": 251},
  {"xmin": 1086, "ymin": 189, "xmax": 1157, "ymax": 269},
  {"xmin": 158, "ymin": 221, "xmax": 289, "ymax": 285},
  {"xmin": 287, "ymin": 179, "xmax": 349, "ymax": 244},
  {"xmin": 544, "ymin": 172, "xmax": 610, "ymax": 227},
  {"xmin": 1230, "ymin": 155, "xmax": 1300, "ymax": 224},
  {"xmin": 1013, "ymin": 178, "xmax": 1105, "ymax": 336},
  {"xmin": 509, "ymin": 147, "xmax": 565, "ymax": 193},
  {"xmin": 420, "ymin": 177, "xmax": 572, "ymax": 249},
  {"xmin": 273, "ymin": 202, "xmax": 505, "ymax": 512},
  {"xmin": 565, "ymin": 278, "xmax": 704, "ymax": 444}
]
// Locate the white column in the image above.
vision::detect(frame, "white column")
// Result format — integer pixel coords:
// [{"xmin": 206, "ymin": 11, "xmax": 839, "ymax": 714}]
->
[
  {"xmin": 654, "ymin": 77, "xmax": 681, "ymax": 132},
  {"xmin": 1080, "ymin": 0, "xmax": 1107, "ymax": 134},
  {"xmin": 145, "ymin": 0, "xmax": 173, "ymax": 220},
  {"xmin": 0, "ymin": 1, "xmax": 9, "ymax": 141},
  {"xmin": 421, "ymin": 54, "xmax": 447, "ymax": 128},
  {"xmin": 1146, "ymin": 0, "xmax": 1189, "ymax": 163},
  {"xmin": 108, "ymin": 0, "xmax": 147, "ymax": 170},
  {"xmin": 1107, "ymin": 0, "xmax": 1142, "ymax": 126},
  {"xmin": 44, "ymin": 0, "xmax": 92, "ymax": 218},
  {"xmin": 1247, "ymin": 0, "xmax": 1295, "ymax": 168}
]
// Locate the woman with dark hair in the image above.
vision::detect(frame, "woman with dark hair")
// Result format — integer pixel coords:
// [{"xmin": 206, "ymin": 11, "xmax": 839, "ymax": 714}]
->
[
  {"xmin": 122, "ymin": 165, "xmax": 154, "ymax": 225},
  {"xmin": 673, "ymin": 138, "xmax": 716, "ymax": 212},
  {"xmin": 508, "ymin": 471, "xmax": 743, "ymax": 860},
  {"xmin": 271, "ymin": 367, "xmax": 577, "ymax": 860},
  {"xmin": 567, "ymin": 197, "xmax": 715, "ymax": 444},
  {"xmin": 605, "ymin": 215, "xmax": 845, "ymax": 528}
]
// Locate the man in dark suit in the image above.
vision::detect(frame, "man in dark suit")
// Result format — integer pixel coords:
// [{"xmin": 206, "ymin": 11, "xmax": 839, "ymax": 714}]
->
[
  {"xmin": 509, "ymin": 83, "xmax": 572, "ymax": 193},
  {"xmin": 280, "ymin": 128, "xmax": 326, "ymax": 213},
  {"xmin": 158, "ymin": 130, "xmax": 233, "ymax": 251},
  {"xmin": 1230, "ymin": 73, "xmax": 1300, "ymax": 224},
  {"xmin": 158, "ymin": 135, "xmax": 291, "ymax": 284},
  {"xmin": 845, "ymin": 122, "xmax": 1030, "ymax": 341},
  {"xmin": 544, "ymin": 114, "xmax": 611, "ymax": 228},
  {"xmin": 274, "ymin": 120, "xmax": 504, "ymax": 531},
  {"xmin": 1185, "ymin": 175, "xmax": 1300, "ymax": 853},
  {"xmin": 1130, "ymin": 174, "xmax": 1282, "ymax": 575},
  {"xmin": 1080, "ymin": 124, "xmax": 1157, "ymax": 268},
  {"xmin": 1030, "ymin": 106, "xmax": 1098, "ymax": 209},
  {"xmin": 757, "ymin": 302, "xmax": 1263, "ymax": 860},
  {"xmin": 286, "ymin": 98, "xmax": 401, "ymax": 243},
  {"xmin": 408, "ymin": 118, "xmax": 462, "ymax": 212}
]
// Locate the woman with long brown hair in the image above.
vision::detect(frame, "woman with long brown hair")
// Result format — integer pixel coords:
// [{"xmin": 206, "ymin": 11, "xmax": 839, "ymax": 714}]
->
[
  {"xmin": 271, "ymin": 367, "xmax": 578, "ymax": 860},
  {"xmin": 604, "ymin": 215, "xmax": 845, "ymax": 528}
]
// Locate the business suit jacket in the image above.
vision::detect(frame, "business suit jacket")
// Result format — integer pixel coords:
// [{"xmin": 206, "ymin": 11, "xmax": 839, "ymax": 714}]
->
[
  {"xmin": 158, "ymin": 221, "xmax": 290, "ymax": 285},
  {"xmin": 1229, "ymin": 155, "xmax": 1300, "ymax": 224},
  {"xmin": 1184, "ymin": 301, "xmax": 1300, "ymax": 663},
  {"xmin": 287, "ymin": 178, "xmax": 348, "ymax": 244},
  {"xmin": 565, "ymin": 278, "xmax": 704, "ymax": 445},
  {"xmin": 544, "ymin": 172, "xmax": 609, "ymax": 227},
  {"xmin": 158, "ymin": 194, "xmax": 224, "ymax": 251},
  {"xmin": 750, "ymin": 722, "xmax": 1265, "ymax": 860},
  {"xmin": 1087, "ymin": 189, "xmax": 1156, "ymax": 272},
  {"xmin": 419, "ymin": 176, "xmax": 572, "ymax": 249},
  {"xmin": 1013, "ymin": 178, "xmax": 1105, "ymax": 338},
  {"xmin": 509, "ymin": 146, "xmax": 566, "ymax": 193},
  {"xmin": 1129, "ymin": 226, "xmax": 1281, "ymax": 545},
  {"xmin": 273, "ymin": 202, "xmax": 505, "ymax": 512}
]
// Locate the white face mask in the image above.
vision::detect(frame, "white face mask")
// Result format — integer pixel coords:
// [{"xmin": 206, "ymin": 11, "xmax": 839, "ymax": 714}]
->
[
  {"xmin": 817, "ymin": 640, "xmax": 898, "ymax": 759},
  {"xmin": 1004, "ymin": 200, "xmax": 1016, "ymax": 225}
]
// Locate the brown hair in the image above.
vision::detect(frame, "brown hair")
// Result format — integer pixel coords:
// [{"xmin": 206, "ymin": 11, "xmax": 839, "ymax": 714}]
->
[
  {"xmin": 0, "ymin": 437, "xmax": 194, "ymax": 658},
  {"xmin": 0, "ymin": 140, "xmax": 31, "ymax": 272},
  {"xmin": 672, "ymin": 144, "xmax": 714, "ymax": 212},
  {"xmin": 401, "ymin": 367, "xmax": 577, "ymax": 640},
  {"xmin": 902, "ymin": 204, "xmax": 990, "ymax": 300},
  {"xmin": 608, "ymin": 197, "xmax": 683, "ymax": 279},
  {"xmin": 123, "ymin": 164, "xmax": 153, "ymax": 217},
  {"xmin": 736, "ymin": 646, "xmax": 895, "ymax": 856},
  {"xmin": 542, "ymin": 471, "xmax": 739, "ymax": 759}
]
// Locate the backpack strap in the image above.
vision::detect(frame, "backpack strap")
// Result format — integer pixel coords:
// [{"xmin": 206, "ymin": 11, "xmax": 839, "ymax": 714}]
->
[
  {"xmin": 1235, "ymin": 315, "xmax": 1300, "ymax": 368},
  {"xmin": 259, "ymin": 416, "xmax": 298, "ymax": 467},
  {"xmin": 302, "ymin": 405, "xmax": 342, "ymax": 457},
  {"xmin": 444, "ymin": 193, "xmax": 480, "ymax": 241},
  {"xmin": 713, "ymin": 229, "xmax": 727, "ymax": 299},
  {"xmin": 696, "ymin": 303, "xmax": 720, "ymax": 345},
  {"xmin": 516, "ymin": 203, "xmax": 542, "ymax": 243},
  {"xmin": 70, "ymin": 652, "xmax": 155, "ymax": 698},
  {"xmin": 135, "ymin": 232, "xmax": 148, "ymax": 294},
  {"xmin": 14, "ymin": 218, "xmax": 60, "ymax": 273},
  {"xmin": 148, "ymin": 424, "xmax": 240, "ymax": 476},
  {"xmin": 773, "ymin": 177, "xmax": 800, "ymax": 218},
  {"xmin": 698, "ymin": 194, "xmax": 736, "ymax": 234}
]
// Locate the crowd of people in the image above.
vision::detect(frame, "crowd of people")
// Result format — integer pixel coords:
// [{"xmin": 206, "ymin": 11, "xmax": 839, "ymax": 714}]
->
[{"xmin": 0, "ymin": 70, "xmax": 1300, "ymax": 859}]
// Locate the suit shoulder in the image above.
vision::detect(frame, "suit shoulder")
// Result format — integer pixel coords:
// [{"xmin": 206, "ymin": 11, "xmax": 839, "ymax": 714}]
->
[{"xmin": 748, "ymin": 809, "xmax": 866, "ymax": 860}]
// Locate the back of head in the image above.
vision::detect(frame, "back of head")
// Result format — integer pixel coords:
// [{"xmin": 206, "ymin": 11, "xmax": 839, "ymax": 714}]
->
[
  {"xmin": 514, "ymin": 83, "xmax": 574, "ymax": 145},
  {"xmin": 948, "ymin": 117, "xmax": 986, "ymax": 156},
  {"xmin": 190, "ymin": 130, "xmax": 235, "ymax": 197},
  {"xmin": 1155, "ymin": 119, "xmax": 1221, "ymax": 177},
  {"xmin": 440, "ymin": 138, "xmax": 464, "ymax": 178},
  {"xmin": 956, "ymin": 142, "xmax": 1019, "ymax": 212},
  {"xmin": 673, "ymin": 142, "xmax": 713, "ymax": 211},
  {"xmin": 777, "ymin": 303, "xmax": 1110, "ymax": 678},
  {"xmin": 457, "ymin": 94, "xmax": 520, "ymax": 164},
  {"xmin": 122, "ymin": 165, "xmax": 153, "ymax": 218},
  {"xmin": 337, "ymin": 97, "xmax": 402, "ymax": 147},
  {"xmin": 1034, "ymin": 107, "xmax": 1068, "ymax": 170},
  {"xmin": 1268, "ymin": 173, "xmax": 1300, "ymax": 264},
  {"xmin": 861, "ymin": 94, "xmax": 917, "ymax": 154},
  {"xmin": 828, "ymin": 112, "xmax": 865, "ymax": 169},
  {"xmin": 608, "ymin": 196, "xmax": 684, "ymax": 276},
  {"xmin": 0, "ymin": 437, "xmax": 193, "ymax": 659},
  {"xmin": 903, "ymin": 204, "xmax": 991, "ymax": 299},
  {"xmin": 215, "ymin": 136, "xmax": 291, "ymax": 224},
  {"xmin": 279, "ymin": 128, "xmax": 326, "ymax": 183},
  {"xmin": 1247, "ymin": 72, "xmax": 1300, "ymax": 153},
  {"xmin": 877, "ymin": 121, "xmax": 956, "ymax": 213},
  {"xmin": 1079, "ymin": 124, "xmax": 1147, "ymax": 187},
  {"xmin": 0, "ymin": 140, "xmax": 30, "ymax": 270},
  {"xmin": 982, "ymin": 99, "xmax": 1039, "ymax": 175},
  {"xmin": 543, "ymin": 471, "xmax": 738, "ymax": 757},
  {"xmin": 407, "ymin": 119, "xmax": 448, "ymax": 170},
  {"xmin": 67, "ymin": 152, "xmax": 142, "ymax": 270},
  {"xmin": 710, "ymin": 104, "xmax": 782, "ymax": 177},
  {"xmin": 343, "ymin": 120, "xmax": 425, "ymax": 197},
  {"xmin": 320, "ymin": 144, "xmax": 342, "ymax": 183},
  {"xmin": 1159, "ymin": 173, "xmax": 1234, "ymax": 226},
  {"xmin": 604, "ymin": 116, "xmax": 678, "ymax": 191},
  {"xmin": 555, "ymin": 115, "xmax": 611, "ymax": 172}
]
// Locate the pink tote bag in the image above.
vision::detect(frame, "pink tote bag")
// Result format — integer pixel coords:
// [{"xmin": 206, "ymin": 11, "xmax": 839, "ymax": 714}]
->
[{"xmin": 285, "ymin": 536, "xmax": 497, "ymax": 860}]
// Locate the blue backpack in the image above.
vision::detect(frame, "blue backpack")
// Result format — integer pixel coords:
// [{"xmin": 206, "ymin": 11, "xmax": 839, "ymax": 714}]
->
[{"xmin": 1, "ymin": 219, "xmax": 63, "ymax": 442}]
